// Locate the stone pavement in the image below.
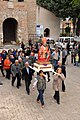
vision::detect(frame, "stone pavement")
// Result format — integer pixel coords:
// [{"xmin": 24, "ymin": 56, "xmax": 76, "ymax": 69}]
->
[
  {"xmin": 0, "ymin": 44, "xmax": 20, "ymax": 52},
  {"xmin": 0, "ymin": 63, "xmax": 80, "ymax": 120}
]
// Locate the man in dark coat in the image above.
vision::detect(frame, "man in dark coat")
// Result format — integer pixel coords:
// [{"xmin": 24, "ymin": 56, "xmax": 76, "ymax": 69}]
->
[
  {"xmin": 54, "ymin": 61, "xmax": 66, "ymax": 92},
  {"xmin": 66, "ymin": 41, "xmax": 70, "ymax": 55},
  {"xmin": 22, "ymin": 62, "xmax": 33, "ymax": 95}
]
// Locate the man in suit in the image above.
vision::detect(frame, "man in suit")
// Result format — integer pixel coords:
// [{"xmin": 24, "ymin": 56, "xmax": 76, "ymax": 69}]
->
[
  {"xmin": 54, "ymin": 61, "xmax": 66, "ymax": 92},
  {"xmin": 23, "ymin": 62, "xmax": 33, "ymax": 95}
]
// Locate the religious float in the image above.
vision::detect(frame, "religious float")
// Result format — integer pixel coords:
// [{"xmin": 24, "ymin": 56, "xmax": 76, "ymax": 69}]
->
[{"xmin": 32, "ymin": 37, "xmax": 53, "ymax": 72}]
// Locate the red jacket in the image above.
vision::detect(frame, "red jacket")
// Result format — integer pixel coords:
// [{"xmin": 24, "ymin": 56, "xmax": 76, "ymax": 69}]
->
[{"xmin": 4, "ymin": 59, "xmax": 11, "ymax": 69}]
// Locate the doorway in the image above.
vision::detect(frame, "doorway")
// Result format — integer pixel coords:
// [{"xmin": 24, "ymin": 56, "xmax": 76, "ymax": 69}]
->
[
  {"xmin": 3, "ymin": 18, "xmax": 18, "ymax": 43},
  {"xmin": 44, "ymin": 28, "xmax": 50, "ymax": 37}
]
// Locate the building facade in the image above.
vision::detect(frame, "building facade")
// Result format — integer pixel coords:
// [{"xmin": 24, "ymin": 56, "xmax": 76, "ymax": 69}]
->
[
  {"xmin": 0, "ymin": 0, "xmax": 36, "ymax": 45},
  {"xmin": 36, "ymin": 5, "xmax": 60, "ymax": 41}
]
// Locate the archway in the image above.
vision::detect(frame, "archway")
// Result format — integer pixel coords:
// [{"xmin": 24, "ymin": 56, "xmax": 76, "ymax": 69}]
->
[
  {"xmin": 44, "ymin": 28, "xmax": 50, "ymax": 37},
  {"xmin": 3, "ymin": 18, "xmax": 18, "ymax": 43}
]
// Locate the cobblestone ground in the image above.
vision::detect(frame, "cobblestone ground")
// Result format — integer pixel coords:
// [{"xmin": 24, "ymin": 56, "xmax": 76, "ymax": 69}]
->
[
  {"xmin": 0, "ymin": 60, "xmax": 80, "ymax": 120},
  {"xmin": 0, "ymin": 45, "xmax": 20, "ymax": 52}
]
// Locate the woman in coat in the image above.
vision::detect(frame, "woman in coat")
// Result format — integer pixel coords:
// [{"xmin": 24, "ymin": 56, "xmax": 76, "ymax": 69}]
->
[
  {"xmin": 53, "ymin": 67, "xmax": 65, "ymax": 104},
  {"xmin": 4, "ymin": 55, "xmax": 11, "ymax": 80},
  {"xmin": 33, "ymin": 70, "xmax": 46, "ymax": 108}
]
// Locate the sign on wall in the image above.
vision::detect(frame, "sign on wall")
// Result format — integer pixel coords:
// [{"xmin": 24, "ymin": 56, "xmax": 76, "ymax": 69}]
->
[
  {"xmin": 8, "ymin": 2, "xmax": 14, "ymax": 9},
  {"xmin": 36, "ymin": 25, "xmax": 43, "ymax": 36}
]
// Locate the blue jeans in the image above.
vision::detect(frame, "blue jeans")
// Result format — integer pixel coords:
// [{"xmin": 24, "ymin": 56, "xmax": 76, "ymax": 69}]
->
[
  {"xmin": 53, "ymin": 59, "xmax": 58, "ymax": 66},
  {"xmin": 37, "ymin": 90, "xmax": 44, "ymax": 105},
  {"xmin": 76, "ymin": 61, "xmax": 79, "ymax": 66}
]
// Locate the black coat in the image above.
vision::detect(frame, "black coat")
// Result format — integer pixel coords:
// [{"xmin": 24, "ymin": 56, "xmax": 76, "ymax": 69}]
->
[{"xmin": 22, "ymin": 67, "xmax": 33, "ymax": 81}]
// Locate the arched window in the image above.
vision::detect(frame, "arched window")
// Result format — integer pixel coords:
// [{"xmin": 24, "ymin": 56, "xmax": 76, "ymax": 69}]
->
[{"xmin": 44, "ymin": 28, "xmax": 50, "ymax": 37}]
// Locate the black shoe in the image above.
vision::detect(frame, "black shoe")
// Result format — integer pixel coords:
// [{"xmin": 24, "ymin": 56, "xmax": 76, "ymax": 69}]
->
[
  {"xmin": 17, "ymin": 86, "xmax": 19, "ymax": 89},
  {"xmin": 27, "ymin": 91, "xmax": 30, "ymax": 95},
  {"xmin": 47, "ymin": 79, "xmax": 50, "ymax": 82},
  {"xmin": 57, "ymin": 102, "xmax": 60, "ymax": 104},
  {"xmin": 19, "ymin": 83, "xmax": 22, "ymax": 86},
  {"xmin": 0, "ymin": 82, "xmax": 3, "ymax": 85},
  {"xmin": 27, "ymin": 92, "xmax": 30, "ymax": 95},
  {"xmin": 62, "ymin": 90, "xmax": 65, "ymax": 92},
  {"xmin": 12, "ymin": 82, "xmax": 14, "ymax": 86}
]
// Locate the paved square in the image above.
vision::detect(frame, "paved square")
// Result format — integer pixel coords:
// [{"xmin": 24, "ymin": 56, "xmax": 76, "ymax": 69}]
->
[{"xmin": 0, "ymin": 63, "xmax": 80, "ymax": 120}]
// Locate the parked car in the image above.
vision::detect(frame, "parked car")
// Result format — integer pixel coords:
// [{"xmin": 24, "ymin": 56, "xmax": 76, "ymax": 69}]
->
[
  {"xmin": 55, "ymin": 37, "xmax": 74, "ymax": 49},
  {"xmin": 46, "ymin": 37, "xmax": 55, "ymax": 44}
]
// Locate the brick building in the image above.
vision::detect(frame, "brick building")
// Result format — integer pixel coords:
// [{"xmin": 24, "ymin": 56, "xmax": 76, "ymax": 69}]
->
[{"xmin": 0, "ymin": 0, "xmax": 36, "ymax": 45}]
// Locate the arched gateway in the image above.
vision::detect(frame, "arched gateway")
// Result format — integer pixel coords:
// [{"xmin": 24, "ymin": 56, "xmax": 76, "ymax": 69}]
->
[
  {"xmin": 3, "ymin": 18, "xmax": 18, "ymax": 43},
  {"xmin": 44, "ymin": 28, "xmax": 50, "ymax": 37}
]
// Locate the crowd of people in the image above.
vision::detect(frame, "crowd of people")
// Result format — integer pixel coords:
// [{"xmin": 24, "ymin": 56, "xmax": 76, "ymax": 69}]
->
[
  {"xmin": 0, "ymin": 38, "xmax": 80, "ymax": 108},
  {"xmin": 0, "ymin": 46, "xmax": 35, "ymax": 91},
  {"xmin": 60, "ymin": 41, "xmax": 80, "ymax": 66},
  {"xmin": 71, "ymin": 42, "xmax": 80, "ymax": 66}
]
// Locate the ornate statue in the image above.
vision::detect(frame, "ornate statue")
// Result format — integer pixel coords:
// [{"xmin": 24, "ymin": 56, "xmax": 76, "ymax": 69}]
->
[{"xmin": 38, "ymin": 37, "xmax": 50, "ymax": 62}]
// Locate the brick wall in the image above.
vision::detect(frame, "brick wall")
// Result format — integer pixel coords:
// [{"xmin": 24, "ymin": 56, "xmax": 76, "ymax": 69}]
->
[
  {"xmin": 26, "ymin": 0, "xmax": 36, "ymax": 36},
  {"xmin": 0, "ymin": 0, "xmax": 36, "ymax": 44}
]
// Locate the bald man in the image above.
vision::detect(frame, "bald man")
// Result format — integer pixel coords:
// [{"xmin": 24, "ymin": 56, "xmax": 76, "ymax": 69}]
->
[{"xmin": 22, "ymin": 62, "xmax": 33, "ymax": 95}]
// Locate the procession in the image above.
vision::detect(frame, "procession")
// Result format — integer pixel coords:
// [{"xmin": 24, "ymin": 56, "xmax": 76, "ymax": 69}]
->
[
  {"xmin": 0, "ymin": 0, "xmax": 80, "ymax": 119},
  {"xmin": 0, "ymin": 36, "xmax": 80, "ymax": 109}
]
